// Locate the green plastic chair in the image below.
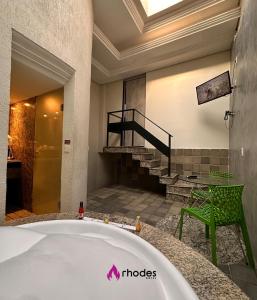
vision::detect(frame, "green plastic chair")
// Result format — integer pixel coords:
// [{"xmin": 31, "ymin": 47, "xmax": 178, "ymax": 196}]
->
[
  {"xmin": 191, "ymin": 171, "xmax": 233, "ymax": 202},
  {"xmin": 179, "ymin": 185, "xmax": 255, "ymax": 268},
  {"xmin": 209, "ymin": 170, "xmax": 233, "ymax": 178}
]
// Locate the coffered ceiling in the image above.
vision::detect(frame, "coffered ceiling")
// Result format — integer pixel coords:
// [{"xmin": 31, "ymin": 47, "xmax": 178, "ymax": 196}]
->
[{"xmin": 92, "ymin": 0, "xmax": 240, "ymax": 83}]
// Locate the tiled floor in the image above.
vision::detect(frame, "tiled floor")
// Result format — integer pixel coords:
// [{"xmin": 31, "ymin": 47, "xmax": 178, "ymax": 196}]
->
[
  {"xmin": 220, "ymin": 263, "xmax": 257, "ymax": 299},
  {"xmin": 87, "ymin": 185, "xmax": 183, "ymax": 226},
  {"xmin": 5, "ymin": 209, "xmax": 35, "ymax": 221},
  {"xmin": 87, "ymin": 185, "xmax": 257, "ymax": 299}
]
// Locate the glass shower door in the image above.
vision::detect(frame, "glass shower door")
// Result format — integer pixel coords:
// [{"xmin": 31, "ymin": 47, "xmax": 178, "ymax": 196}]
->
[{"xmin": 32, "ymin": 88, "xmax": 63, "ymax": 214}]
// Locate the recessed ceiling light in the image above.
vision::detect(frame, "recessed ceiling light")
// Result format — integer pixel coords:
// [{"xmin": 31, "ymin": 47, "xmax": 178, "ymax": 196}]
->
[{"xmin": 140, "ymin": 0, "xmax": 183, "ymax": 16}]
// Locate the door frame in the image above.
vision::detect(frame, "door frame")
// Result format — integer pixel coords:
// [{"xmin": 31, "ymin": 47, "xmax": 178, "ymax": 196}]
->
[
  {"xmin": 3, "ymin": 30, "xmax": 75, "ymax": 220},
  {"xmin": 121, "ymin": 73, "xmax": 146, "ymax": 146}
]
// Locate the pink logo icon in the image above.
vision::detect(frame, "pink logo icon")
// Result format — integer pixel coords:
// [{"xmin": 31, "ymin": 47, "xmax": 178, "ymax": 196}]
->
[{"xmin": 107, "ymin": 265, "xmax": 120, "ymax": 281}]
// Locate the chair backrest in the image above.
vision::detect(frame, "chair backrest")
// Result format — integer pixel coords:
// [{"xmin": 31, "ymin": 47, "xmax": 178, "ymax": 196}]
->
[{"xmin": 210, "ymin": 185, "xmax": 244, "ymax": 221}]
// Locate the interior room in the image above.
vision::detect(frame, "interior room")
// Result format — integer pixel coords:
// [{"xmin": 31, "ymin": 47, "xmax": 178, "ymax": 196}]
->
[
  {"xmin": 6, "ymin": 58, "xmax": 64, "ymax": 219},
  {"xmin": 0, "ymin": 0, "xmax": 257, "ymax": 299}
]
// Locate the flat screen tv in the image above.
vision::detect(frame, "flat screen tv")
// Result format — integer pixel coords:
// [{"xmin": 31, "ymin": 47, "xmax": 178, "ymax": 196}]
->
[{"xmin": 196, "ymin": 71, "xmax": 232, "ymax": 105}]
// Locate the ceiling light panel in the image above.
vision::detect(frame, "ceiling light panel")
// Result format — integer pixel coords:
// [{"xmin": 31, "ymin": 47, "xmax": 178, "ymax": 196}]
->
[{"xmin": 140, "ymin": 0, "xmax": 183, "ymax": 16}]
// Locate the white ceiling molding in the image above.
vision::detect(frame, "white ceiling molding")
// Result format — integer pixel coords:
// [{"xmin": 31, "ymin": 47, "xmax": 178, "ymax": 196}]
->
[
  {"xmin": 121, "ymin": 0, "xmax": 230, "ymax": 34},
  {"xmin": 111, "ymin": 44, "xmax": 202, "ymax": 76},
  {"xmin": 92, "ymin": 58, "xmax": 110, "ymax": 77},
  {"xmin": 143, "ymin": 0, "xmax": 227, "ymax": 32},
  {"xmin": 121, "ymin": 7, "xmax": 240, "ymax": 58},
  {"xmin": 93, "ymin": 7, "xmax": 240, "ymax": 62},
  {"xmin": 92, "ymin": 0, "xmax": 240, "ymax": 83},
  {"xmin": 93, "ymin": 25, "xmax": 121, "ymax": 60},
  {"xmin": 11, "ymin": 29, "xmax": 74, "ymax": 85},
  {"xmin": 122, "ymin": 0, "xmax": 145, "ymax": 33}
]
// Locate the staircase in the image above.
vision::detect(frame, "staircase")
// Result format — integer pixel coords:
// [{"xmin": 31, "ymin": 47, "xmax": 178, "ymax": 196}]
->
[
  {"xmin": 104, "ymin": 109, "xmax": 202, "ymax": 203},
  {"xmin": 103, "ymin": 146, "xmax": 199, "ymax": 203}
]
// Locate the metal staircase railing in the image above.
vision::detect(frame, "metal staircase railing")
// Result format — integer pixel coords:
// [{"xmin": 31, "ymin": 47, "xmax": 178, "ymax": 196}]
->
[{"xmin": 106, "ymin": 109, "xmax": 173, "ymax": 176}]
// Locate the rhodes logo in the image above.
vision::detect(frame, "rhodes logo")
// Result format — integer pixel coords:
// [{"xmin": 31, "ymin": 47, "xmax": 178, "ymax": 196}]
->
[
  {"xmin": 107, "ymin": 265, "xmax": 121, "ymax": 281},
  {"xmin": 106, "ymin": 265, "xmax": 156, "ymax": 281}
]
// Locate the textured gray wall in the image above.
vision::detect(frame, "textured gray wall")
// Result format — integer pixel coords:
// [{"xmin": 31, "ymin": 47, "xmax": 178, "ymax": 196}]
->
[
  {"xmin": 230, "ymin": 0, "xmax": 257, "ymax": 266},
  {"xmin": 87, "ymin": 81, "xmax": 115, "ymax": 192},
  {"xmin": 0, "ymin": 0, "xmax": 93, "ymax": 221}
]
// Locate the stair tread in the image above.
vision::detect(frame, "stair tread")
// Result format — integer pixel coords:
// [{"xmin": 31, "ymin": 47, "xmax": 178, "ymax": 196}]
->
[
  {"xmin": 166, "ymin": 191, "xmax": 191, "ymax": 197},
  {"xmin": 104, "ymin": 147, "xmax": 148, "ymax": 154},
  {"xmin": 161, "ymin": 173, "xmax": 178, "ymax": 179},
  {"xmin": 141, "ymin": 159, "xmax": 160, "ymax": 162},
  {"xmin": 104, "ymin": 146, "xmax": 145, "ymax": 148},
  {"xmin": 150, "ymin": 166, "xmax": 168, "ymax": 170},
  {"xmin": 170, "ymin": 179, "xmax": 206, "ymax": 188},
  {"xmin": 133, "ymin": 152, "xmax": 152, "ymax": 155}
]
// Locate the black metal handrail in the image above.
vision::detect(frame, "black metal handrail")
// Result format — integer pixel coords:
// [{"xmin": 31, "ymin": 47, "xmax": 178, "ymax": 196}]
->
[
  {"xmin": 109, "ymin": 109, "xmax": 173, "ymax": 137},
  {"xmin": 107, "ymin": 108, "xmax": 173, "ymax": 176}
]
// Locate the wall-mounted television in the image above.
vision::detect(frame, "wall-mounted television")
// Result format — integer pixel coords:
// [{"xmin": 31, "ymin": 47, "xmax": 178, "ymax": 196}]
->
[{"xmin": 196, "ymin": 71, "xmax": 232, "ymax": 105}]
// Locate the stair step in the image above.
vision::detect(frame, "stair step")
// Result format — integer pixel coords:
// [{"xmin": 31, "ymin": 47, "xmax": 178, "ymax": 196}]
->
[
  {"xmin": 132, "ymin": 153, "xmax": 154, "ymax": 161},
  {"xmin": 159, "ymin": 173, "xmax": 179, "ymax": 185},
  {"xmin": 166, "ymin": 178, "xmax": 208, "ymax": 203},
  {"xmin": 166, "ymin": 193, "xmax": 191, "ymax": 204},
  {"xmin": 104, "ymin": 147, "xmax": 148, "ymax": 154},
  {"xmin": 166, "ymin": 185, "xmax": 192, "ymax": 196},
  {"xmin": 172, "ymin": 179, "xmax": 206, "ymax": 188},
  {"xmin": 167, "ymin": 185, "xmax": 193, "ymax": 195},
  {"xmin": 167, "ymin": 180, "xmax": 207, "ymax": 195},
  {"xmin": 149, "ymin": 166, "xmax": 168, "ymax": 176},
  {"xmin": 140, "ymin": 159, "xmax": 161, "ymax": 168}
]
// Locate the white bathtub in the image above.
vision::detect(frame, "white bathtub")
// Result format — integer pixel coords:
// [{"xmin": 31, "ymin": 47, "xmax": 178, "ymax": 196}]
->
[{"xmin": 0, "ymin": 220, "xmax": 198, "ymax": 300}]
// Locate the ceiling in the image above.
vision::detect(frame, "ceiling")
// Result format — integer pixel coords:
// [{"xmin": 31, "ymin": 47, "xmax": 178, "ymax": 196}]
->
[
  {"xmin": 92, "ymin": 0, "xmax": 240, "ymax": 84},
  {"xmin": 10, "ymin": 59, "xmax": 62, "ymax": 104}
]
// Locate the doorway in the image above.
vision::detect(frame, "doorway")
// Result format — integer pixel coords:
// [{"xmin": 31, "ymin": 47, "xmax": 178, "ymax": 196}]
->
[{"xmin": 6, "ymin": 56, "xmax": 64, "ymax": 220}]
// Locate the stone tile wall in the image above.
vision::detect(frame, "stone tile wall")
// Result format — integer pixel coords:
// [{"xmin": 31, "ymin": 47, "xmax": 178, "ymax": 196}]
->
[
  {"xmin": 9, "ymin": 99, "xmax": 36, "ymax": 210},
  {"xmin": 157, "ymin": 149, "xmax": 229, "ymax": 176}
]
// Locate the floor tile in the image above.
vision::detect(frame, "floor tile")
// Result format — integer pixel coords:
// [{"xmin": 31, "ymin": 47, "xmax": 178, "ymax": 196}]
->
[{"xmin": 230, "ymin": 263, "xmax": 257, "ymax": 285}]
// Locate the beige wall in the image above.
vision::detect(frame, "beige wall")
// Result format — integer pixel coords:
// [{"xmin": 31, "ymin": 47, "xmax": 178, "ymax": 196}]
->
[
  {"xmin": 88, "ymin": 82, "xmax": 115, "ymax": 192},
  {"xmin": 101, "ymin": 52, "xmax": 230, "ymax": 151},
  {"xmin": 87, "ymin": 80, "xmax": 126, "ymax": 192},
  {"xmin": 146, "ymin": 51, "xmax": 230, "ymax": 149},
  {"xmin": 0, "ymin": 0, "xmax": 93, "ymax": 221},
  {"xmin": 103, "ymin": 80, "xmax": 123, "ymax": 147}
]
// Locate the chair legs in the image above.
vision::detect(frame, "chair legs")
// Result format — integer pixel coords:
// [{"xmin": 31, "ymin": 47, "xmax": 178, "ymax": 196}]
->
[
  {"xmin": 240, "ymin": 219, "xmax": 255, "ymax": 269},
  {"xmin": 179, "ymin": 209, "xmax": 217, "ymax": 265},
  {"xmin": 210, "ymin": 223, "xmax": 217, "ymax": 265},
  {"xmin": 179, "ymin": 209, "xmax": 185, "ymax": 240},
  {"xmin": 178, "ymin": 211, "xmax": 254, "ymax": 269}
]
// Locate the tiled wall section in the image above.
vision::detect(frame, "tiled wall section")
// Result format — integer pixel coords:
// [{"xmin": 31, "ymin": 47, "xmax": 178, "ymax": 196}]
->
[
  {"xmin": 9, "ymin": 99, "xmax": 36, "ymax": 210},
  {"xmin": 155, "ymin": 149, "xmax": 228, "ymax": 176}
]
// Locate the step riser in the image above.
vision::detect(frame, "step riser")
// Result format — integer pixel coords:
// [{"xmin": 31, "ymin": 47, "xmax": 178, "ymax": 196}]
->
[
  {"xmin": 166, "ymin": 193, "xmax": 190, "ymax": 203},
  {"xmin": 167, "ymin": 185, "xmax": 193, "ymax": 195},
  {"xmin": 132, "ymin": 153, "xmax": 154, "ymax": 161},
  {"xmin": 104, "ymin": 147, "xmax": 148, "ymax": 154},
  {"xmin": 149, "ymin": 168, "xmax": 168, "ymax": 176},
  {"xmin": 159, "ymin": 176, "xmax": 178, "ymax": 185},
  {"xmin": 140, "ymin": 160, "xmax": 161, "ymax": 168}
]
